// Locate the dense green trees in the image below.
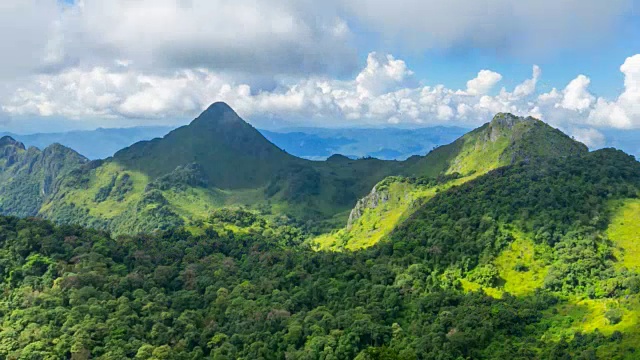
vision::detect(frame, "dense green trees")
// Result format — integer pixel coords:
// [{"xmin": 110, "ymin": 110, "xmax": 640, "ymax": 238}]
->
[
  {"xmin": 0, "ymin": 148, "xmax": 639, "ymax": 359},
  {"xmin": 0, "ymin": 217, "xmax": 559, "ymax": 359}
]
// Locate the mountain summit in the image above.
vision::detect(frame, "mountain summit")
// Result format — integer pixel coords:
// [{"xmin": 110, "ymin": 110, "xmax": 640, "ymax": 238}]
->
[
  {"xmin": 406, "ymin": 112, "xmax": 588, "ymax": 177},
  {"xmin": 113, "ymin": 102, "xmax": 299, "ymax": 189}
]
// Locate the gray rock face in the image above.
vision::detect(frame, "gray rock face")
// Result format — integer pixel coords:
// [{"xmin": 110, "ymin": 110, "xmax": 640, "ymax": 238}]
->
[
  {"xmin": 347, "ymin": 184, "xmax": 390, "ymax": 229},
  {"xmin": 488, "ymin": 113, "xmax": 524, "ymax": 142}
]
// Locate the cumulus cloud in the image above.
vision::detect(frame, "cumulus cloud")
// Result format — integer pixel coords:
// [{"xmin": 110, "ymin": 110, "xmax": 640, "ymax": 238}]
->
[
  {"xmin": 588, "ymin": 55, "xmax": 640, "ymax": 129},
  {"xmin": 513, "ymin": 65, "xmax": 542, "ymax": 98},
  {"xmin": 559, "ymin": 75, "xmax": 595, "ymax": 111},
  {"xmin": 355, "ymin": 53, "xmax": 414, "ymax": 97},
  {"xmin": 465, "ymin": 70, "xmax": 502, "ymax": 96},
  {"xmin": 4, "ymin": 51, "xmax": 640, "ymax": 145},
  {"xmin": 0, "ymin": 53, "xmax": 537, "ymax": 127}
]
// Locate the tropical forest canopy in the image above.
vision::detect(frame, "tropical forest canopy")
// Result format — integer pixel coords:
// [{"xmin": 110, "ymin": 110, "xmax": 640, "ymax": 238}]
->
[{"xmin": 0, "ymin": 103, "xmax": 639, "ymax": 359}]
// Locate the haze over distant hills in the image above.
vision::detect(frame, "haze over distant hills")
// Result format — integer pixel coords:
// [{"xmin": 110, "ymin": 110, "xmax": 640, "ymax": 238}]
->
[
  {"xmin": 0, "ymin": 126, "xmax": 174, "ymax": 160},
  {"xmin": 2, "ymin": 124, "xmax": 468, "ymax": 161},
  {"xmin": 3, "ymin": 122, "xmax": 638, "ymax": 162}
]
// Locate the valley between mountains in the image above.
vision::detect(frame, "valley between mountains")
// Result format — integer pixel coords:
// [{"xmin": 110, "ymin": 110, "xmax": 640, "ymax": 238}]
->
[{"xmin": 1, "ymin": 102, "xmax": 639, "ymax": 359}]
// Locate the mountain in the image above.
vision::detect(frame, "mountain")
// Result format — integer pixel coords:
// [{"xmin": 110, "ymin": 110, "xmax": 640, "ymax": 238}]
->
[
  {"xmin": 34, "ymin": 103, "xmax": 407, "ymax": 234},
  {"xmin": 0, "ymin": 105, "xmax": 589, "ymax": 237},
  {"xmin": 405, "ymin": 112, "xmax": 588, "ymax": 177},
  {"xmin": 4, "ymin": 122, "xmax": 639, "ymax": 164},
  {"xmin": 112, "ymin": 102, "xmax": 302, "ymax": 189},
  {"xmin": 1, "ymin": 126, "xmax": 174, "ymax": 160},
  {"xmin": 0, "ymin": 136, "xmax": 87, "ymax": 217},
  {"xmin": 0, "ymin": 146, "xmax": 638, "ymax": 359},
  {"xmin": 314, "ymin": 113, "xmax": 589, "ymax": 250},
  {"xmin": 260, "ymin": 126, "xmax": 468, "ymax": 160}
]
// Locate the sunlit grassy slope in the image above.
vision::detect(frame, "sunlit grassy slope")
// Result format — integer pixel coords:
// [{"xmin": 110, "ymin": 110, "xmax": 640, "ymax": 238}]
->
[
  {"xmin": 313, "ymin": 180, "xmax": 436, "ymax": 251},
  {"xmin": 456, "ymin": 200, "xmax": 640, "ymax": 359},
  {"xmin": 494, "ymin": 233, "xmax": 551, "ymax": 295},
  {"xmin": 608, "ymin": 199, "xmax": 640, "ymax": 271},
  {"xmin": 313, "ymin": 113, "xmax": 588, "ymax": 251},
  {"xmin": 459, "ymin": 230, "xmax": 551, "ymax": 298},
  {"xmin": 539, "ymin": 296, "xmax": 640, "ymax": 359},
  {"xmin": 312, "ymin": 174, "xmax": 481, "ymax": 251}
]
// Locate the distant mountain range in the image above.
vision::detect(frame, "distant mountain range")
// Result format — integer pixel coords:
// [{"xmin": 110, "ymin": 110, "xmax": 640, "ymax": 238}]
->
[
  {"xmin": 3, "ymin": 122, "xmax": 638, "ymax": 162},
  {"xmin": 0, "ymin": 126, "xmax": 174, "ymax": 160},
  {"xmin": 260, "ymin": 126, "xmax": 469, "ymax": 160},
  {"xmin": 1, "ymin": 124, "xmax": 468, "ymax": 161}
]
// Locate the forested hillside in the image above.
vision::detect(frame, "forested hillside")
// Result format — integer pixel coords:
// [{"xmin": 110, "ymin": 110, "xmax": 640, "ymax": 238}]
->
[
  {"xmin": 1, "ymin": 148, "xmax": 639, "ymax": 359},
  {"xmin": 0, "ymin": 136, "xmax": 87, "ymax": 218},
  {"xmin": 34, "ymin": 103, "xmax": 409, "ymax": 234},
  {"xmin": 0, "ymin": 105, "xmax": 593, "ymax": 238},
  {"xmin": 314, "ymin": 113, "xmax": 588, "ymax": 250}
]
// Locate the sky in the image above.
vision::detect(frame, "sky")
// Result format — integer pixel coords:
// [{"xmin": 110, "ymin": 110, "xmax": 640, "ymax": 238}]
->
[{"xmin": 0, "ymin": 0, "xmax": 639, "ymax": 149}]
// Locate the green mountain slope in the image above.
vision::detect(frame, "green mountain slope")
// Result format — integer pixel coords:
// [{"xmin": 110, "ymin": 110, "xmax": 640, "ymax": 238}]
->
[
  {"xmin": 113, "ymin": 102, "xmax": 301, "ymax": 189},
  {"xmin": 0, "ymin": 148, "xmax": 638, "ymax": 359},
  {"xmin": 403, "ymin": 112, "xmax": 587, "ymax": 177},
  {"xmin": 35, "ymin": 103, "xmax": 407, "ymax": 234},
  {"xmin": 0, "ymin": 107, "xmax": 590, "ymax": 237},
  {"xmin": 0, "ymin": 136, "xmax": 88, "ymax": 217},
  {"xmin": 314, "ymin": 113, "xmax": 589, "ymax": 250}
]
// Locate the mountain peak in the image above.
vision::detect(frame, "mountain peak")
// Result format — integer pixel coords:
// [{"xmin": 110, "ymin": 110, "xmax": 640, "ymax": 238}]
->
[
  {"xmin": 0, "ymin": 136, "xmax": 26, "ymax": 150},
  {"xmin": 113, "ymin": 102, "xmax": 299, "ymax": 189},
  {"xmin": 204, "ymin": 101, "xmax": 234, "ymax": 113},
  {"xmin": 193, "ymin": 102, "xmax": 241, "ymax": 125},
  {"xmin": 490, "ymin": 113, "xmax": 535, "ymax": 129}
]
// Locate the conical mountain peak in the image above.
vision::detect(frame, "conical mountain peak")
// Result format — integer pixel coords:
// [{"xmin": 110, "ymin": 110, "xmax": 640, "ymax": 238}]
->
[
  {"xmin": 193, "ymin": 102, "xmax": 242, "ymax": 126},
  {"xmin": 113, "ymin": 103, "xmax": 298, "ymax": 189}
]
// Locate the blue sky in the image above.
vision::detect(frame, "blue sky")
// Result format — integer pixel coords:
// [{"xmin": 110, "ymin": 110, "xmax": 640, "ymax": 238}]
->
[
  {"xmin": 0, "ymin": 0, "xmax": 639, "ymax": 150},
  {"xmin": 353, "ymin": 6, "xmax": 640, "ymax": 99}
]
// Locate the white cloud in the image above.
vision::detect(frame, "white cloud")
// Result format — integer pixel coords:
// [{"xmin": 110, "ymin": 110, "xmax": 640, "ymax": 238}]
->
[
  {"xmin": 339, "ymin": 0, "xmax": 633, "ymax": 56},
  {"xmin": 513, "ymin": 65, "xmax": 541, "ymax": 98},
  {"xmin": 465, "ymin": 70, "xmax": 502, "ymax": 96},
  {"xmin": 0, "ymin": 0, "xmax": 358, "ymax": 80},
  {"xmin": 0, "ymin": 53, "xmax": 531, "ymax": 127},
  {"xmin": 355, "ymin": 53, "xmax": 414, "ymax": 97},
  {"xmin": 560, "ymin": 75, "xmax": 594, "ymax": 111},
  {"xmin": 4, "ymin": 51, "xmax": 640, "ymax": 141},
  {"xmin": 570, "ymin": 128, "xmax": 606, "ymax": 148},
  {"xmin": 588, "ymin": 55, "xmax": 640, "ymax": 128}
]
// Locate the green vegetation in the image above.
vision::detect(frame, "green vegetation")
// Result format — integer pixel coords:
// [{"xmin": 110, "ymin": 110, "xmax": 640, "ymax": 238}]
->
[
  {"xmin": 3, "ymin": 105, "xmax": 640, "ymax": 358},
  {"xmin": 314, "ymin": 113, "xmax": 588, "ymax": 251},
  {"xmin": 32, "ymin": 103, "xmax": 410, "ymax": 234},
  {"xmin": 0, "ymin": 137, "xmax": 87, "ymax": 217},
  {"xmin": 608, "ymin": 199, "xmax": 640, "ymax": 271},
  {"xmin": 1, "ymin": 106, "xmax": 590, "ymax": 237}
]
